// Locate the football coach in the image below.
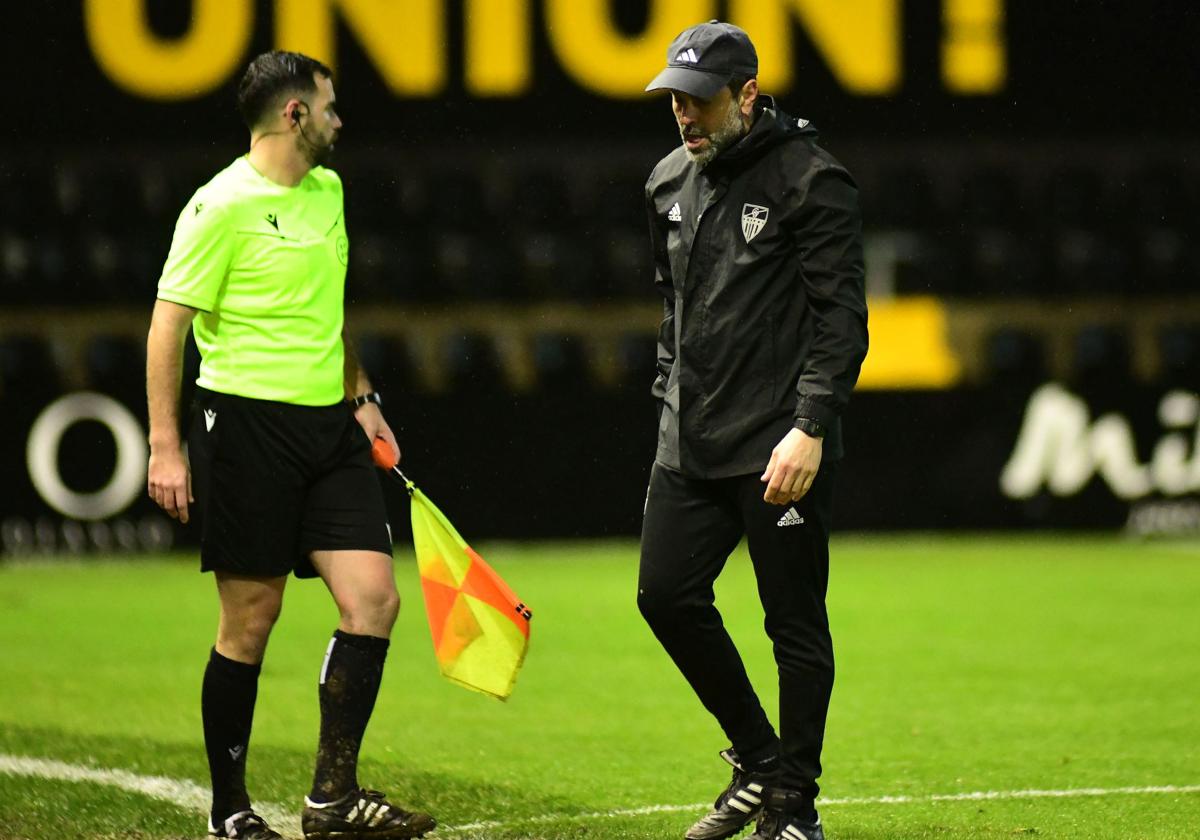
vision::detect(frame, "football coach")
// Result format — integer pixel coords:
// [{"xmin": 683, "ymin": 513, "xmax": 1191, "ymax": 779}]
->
[{"xmin": 636, "ymin": 21, "xmax": 869, "ymax": 840}]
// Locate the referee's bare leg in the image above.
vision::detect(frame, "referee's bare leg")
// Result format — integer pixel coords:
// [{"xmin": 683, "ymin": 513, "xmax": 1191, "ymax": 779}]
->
[
  {"xmin": 214, "ymin": 573, "xmax": 287, "ymax": 664},
  {"xmin": 311, "ymin": 549, "xmax": 400, "ymax": 638}
]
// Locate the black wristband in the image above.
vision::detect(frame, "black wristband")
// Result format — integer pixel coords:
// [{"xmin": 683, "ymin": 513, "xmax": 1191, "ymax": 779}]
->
[
  {"xmin": 351, "ymin": 391, "xmax": 382, "ymax": 408},
  {"xmin": 794, "ymin": 417, "xmax": 825, "ymax": 438}
]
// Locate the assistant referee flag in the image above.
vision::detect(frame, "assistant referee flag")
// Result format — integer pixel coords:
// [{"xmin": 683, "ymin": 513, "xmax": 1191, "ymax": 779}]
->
[{"xmin": 372, "ymin": 439, "xmax": 532, "ymax": 700}]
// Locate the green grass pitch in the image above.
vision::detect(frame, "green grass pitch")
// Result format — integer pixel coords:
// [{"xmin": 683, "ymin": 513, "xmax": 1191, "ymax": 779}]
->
[{"xmin": 1, "ymin": 535, "xmax": 1198, "ymax": 839}]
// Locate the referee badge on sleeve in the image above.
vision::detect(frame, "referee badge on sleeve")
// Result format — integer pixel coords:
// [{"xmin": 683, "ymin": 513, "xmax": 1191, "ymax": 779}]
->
[{"xmin": 741, "ymin": 203, "xmax": 769, "ymax": 242}]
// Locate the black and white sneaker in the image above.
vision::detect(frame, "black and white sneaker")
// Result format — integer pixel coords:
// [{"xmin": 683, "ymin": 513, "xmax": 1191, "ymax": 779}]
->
[
  {"xmin": 302, "ymin": 788, "xmax": 436, "ymax": 839},
  {"xmin": 748, "ymin": 789, "xmax": 824, "ymax": 840},
  {"xmin": 208, "ymin": 810, "xmax": 284, "ymax": 840},
  {"xmin": 685, "ymin": 748, "xmax": 780, "ymax": 840}
]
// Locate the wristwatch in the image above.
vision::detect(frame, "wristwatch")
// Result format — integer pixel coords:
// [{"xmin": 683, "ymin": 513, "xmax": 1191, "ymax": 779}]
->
[
  {"xmin": 794, "ymin": 417, "xmax": 825, "ymax": 438},
  {"xmin": 351, "ymin": 391, "xmax": 382, "ymax": 408}
]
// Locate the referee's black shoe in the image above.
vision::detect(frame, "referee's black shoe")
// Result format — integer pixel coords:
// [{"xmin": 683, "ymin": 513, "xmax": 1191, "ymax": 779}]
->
[
  {"xmin": 748, "ymin": 789, "xmax": 824, "ymax": 840},
  {"xmin": 685, "ymin": 748, "xmax": 781, "ymax": 840},
  {"xmin": 208, "ymin": 809, "xmax": 284, "ymax": 840},
  {"xmin": 302, "ymin": 788, "xmax": 436, "ymax": 839}
]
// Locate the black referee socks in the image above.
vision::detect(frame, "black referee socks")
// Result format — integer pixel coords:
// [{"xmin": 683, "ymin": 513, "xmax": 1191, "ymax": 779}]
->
[
  {"xmin": 202, "ymin": 648, "xmax": 261, "ymax": 825},
  {"xmin": 310, "ymin": 629, "xmax": 391, "ymax": 803}
]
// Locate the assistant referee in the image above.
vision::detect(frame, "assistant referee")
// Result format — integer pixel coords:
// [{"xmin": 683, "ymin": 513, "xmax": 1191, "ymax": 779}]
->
[{"xmin": 146, "ymin": 52, "xmax": 434, "ymax": 840}]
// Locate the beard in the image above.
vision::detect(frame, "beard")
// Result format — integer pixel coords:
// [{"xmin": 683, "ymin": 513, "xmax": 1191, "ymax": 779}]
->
[
  {"xmin": 299, "ymin": 129, "xmax": 337, "ymax": 168},
  {"xmin": 680, "ymin": 101, "xmax": 747, "ymax": 166}
]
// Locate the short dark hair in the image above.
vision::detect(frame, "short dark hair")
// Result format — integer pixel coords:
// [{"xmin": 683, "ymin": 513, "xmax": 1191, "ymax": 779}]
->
[{"xmin": 237, "ymin": 51, "xmax": 333, "ymax": 130}]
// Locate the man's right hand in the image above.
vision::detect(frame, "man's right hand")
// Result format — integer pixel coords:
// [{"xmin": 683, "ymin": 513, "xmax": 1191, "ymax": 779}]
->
[
  {"xmin": 148, "ymin": 444, "xmax": 193, "ymax": 524},
  {"xmin": 145, "ymin": 299, "xmax": 199, "ymax": 524}
]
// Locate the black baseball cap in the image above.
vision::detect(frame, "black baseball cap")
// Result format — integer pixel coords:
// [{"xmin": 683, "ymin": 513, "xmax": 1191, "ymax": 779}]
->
[{"xmin": 645, "ymin": 20, "xmax": 758, "ymax": 99}]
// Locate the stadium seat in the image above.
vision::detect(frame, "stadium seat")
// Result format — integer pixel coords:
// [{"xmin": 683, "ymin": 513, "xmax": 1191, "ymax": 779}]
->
[
  {"xmin": 514, "ymin": 230, "xmax": 600, "ymax": 300},
  {"xmin": 961, "ymin": 228, "xmax": 1044, "ymax": 297},
  {"xmin": 1046, "ymin": 167, "xmax": 1107, "ymax": 228},
  {"xmin": 891, "ymin": 233, "xmax": 964, "ymax": 297},
  {"xmin": 1071, "ymin": 324, "xmax": 1132, "ymax": 392},
  {"xmin": 138, "ymin": 161, "xmax": 180, "ymax": 228},
  {"xmin": 1133, "ymin": 227, "xmax": 1191, "ymax": 295},
  {"xmin": 28, "ymin": 232, "xmax": 73, "ymax": 301},
  {"xmin": 126, "ymin": 233, "xmax": 167, "ymax": 299},
  {"xmin": 71, "ymin": 167, "xmax": 152, "ymax": 235},
  {"xmin": 343, "ymin": 170, "xmax": 404, "ymax": 226},
  {"xmin": 594, "ymin": 225, "xmax": 653, "ymax": 299},
  {"xmin": 1158, "ymin": 325, "xmax": 1200, "ymax": 388},
  {"xmin": 80, "ymin": 231, "xmax": 124, "ymax": 298},
  {"xmin": 984, "ymin": 328, "xmax": 1048, "ymax": 388},
  {"xmin": 866, "ymin": 165, "xmax": 939, "ymax": 228},
  {"xmin": 509, "ymin": 170, "xmax": 575, "ymax": 230},
  {"xmin": 84, "ymin": 335, "xmax": 145, "ymax": 403},
  {"xmin": 958, "ymin": 166, "xmax": 1024, "ymax": 228},
  {"xmin": 57, "ymin": 231, "xmax": 150, "ymax": 304},
  {"xmin": 531, "ymin": 332, "xmax": 591, "ymax": 392},
  {"xmin": 594, "ymin": 171, "xmax": 648, "ymax": 227},
  {"xmin": 441, "ymin": 332, "xmax": 507, "ymax": 394},
  {"xmin": 0, "ymin": 168, "xmax": 59, "ymax": 234},
  {"xmin": 1132, "ymin": 164, "xmax": 1196, "ymax": 226},
  {"xmin": 431, "ymin": 230, "xmax": 516, "ymax": 300},
  {"xmin": 0, "ymin": 230, "xmax": 38, "ymax": 303},
  {"xmin": 346, "ymin": 230, "xmax": 430, "ymax": 301},
  {"xmin": 428, "ymin": 169, "xmax": 492, "ymax": 233},
  {"xmin": 354, "ymin": 333, "xmax": 422, "ymax": 396},
  {"xmin": 0, "ymin": 336, "xmax": 61, "ymax": 402},
  {"xmin": 1049, "ymin": 228, "xmax": 1130, "ymax": 295}
]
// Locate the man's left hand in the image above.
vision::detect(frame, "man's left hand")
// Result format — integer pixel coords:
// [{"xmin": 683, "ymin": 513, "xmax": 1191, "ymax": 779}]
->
[
  {"xmin": 761, "ymin": 427, "xmax": 823, "ymax": 505},
  {"xmin": 354, "ymin": 402, "xmax": 401, "ymax": 465}
]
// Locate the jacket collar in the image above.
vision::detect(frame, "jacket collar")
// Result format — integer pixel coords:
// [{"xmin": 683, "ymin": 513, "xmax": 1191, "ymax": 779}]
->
[{"xmin": 703, "ymin": 95, "xmax": 817, "ymax": 173}]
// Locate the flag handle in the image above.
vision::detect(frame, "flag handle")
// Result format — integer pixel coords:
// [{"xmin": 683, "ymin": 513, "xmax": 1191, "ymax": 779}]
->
[
  {"xmin": 371, "ymin": 438, "xmax": 415, "ymax": 494},
  {"xmin": 389, "ymin": 465, "xmax": 415, "ymax": 495}
]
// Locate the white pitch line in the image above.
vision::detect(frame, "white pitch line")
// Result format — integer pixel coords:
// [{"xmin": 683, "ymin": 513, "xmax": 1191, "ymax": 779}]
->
[
  {"xmin": 440, "ymin": 784, "xmax": 1200, "ymax": 834},
  {"xmin": 0, "ymin": 753, "xmax": 301, "ymax": 837},
  {"xmin": 824, "ymin": 784, "xmax": 1200, "ymax": 806},
  {"xmin": 2, "ymin": 753, "xmax": 1197, "ymax": 838}
]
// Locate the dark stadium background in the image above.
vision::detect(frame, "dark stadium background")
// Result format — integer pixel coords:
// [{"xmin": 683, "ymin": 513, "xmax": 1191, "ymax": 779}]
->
[{"xmin": 2, "ymin": 1, "xmax": 1198, "ymax": 551}]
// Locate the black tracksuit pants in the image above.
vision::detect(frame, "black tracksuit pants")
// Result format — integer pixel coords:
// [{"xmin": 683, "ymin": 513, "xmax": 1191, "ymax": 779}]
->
[{"xmin": 637, "ymin": 460, "xmax": 837, "ymax": 800}]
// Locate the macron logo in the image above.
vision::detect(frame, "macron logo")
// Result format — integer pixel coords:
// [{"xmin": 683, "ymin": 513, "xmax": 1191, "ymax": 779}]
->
[
  {"xmin": 675, "ymin": 48, "xmax": 700, "ymax": 64},
  {"xmin": 204, "ymin": 409, "xmax": 217, "ymax": 432}
]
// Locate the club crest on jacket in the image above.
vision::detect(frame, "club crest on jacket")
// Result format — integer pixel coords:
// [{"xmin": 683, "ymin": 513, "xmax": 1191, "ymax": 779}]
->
[{"xmin": 741, "ymin": 203, "xmax": 769, "ymax": 242}]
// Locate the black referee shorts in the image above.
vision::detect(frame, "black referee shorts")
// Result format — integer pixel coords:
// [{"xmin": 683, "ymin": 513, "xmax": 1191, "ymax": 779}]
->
[{"xmin": 188, "ymin": 388, "xmax": 393, "ymax": 579}]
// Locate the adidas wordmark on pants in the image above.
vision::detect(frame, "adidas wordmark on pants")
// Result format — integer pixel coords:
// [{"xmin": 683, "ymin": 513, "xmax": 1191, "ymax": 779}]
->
[{"xmin": 777, "ymin": 507, "xmax": 805, "ymax": 527}]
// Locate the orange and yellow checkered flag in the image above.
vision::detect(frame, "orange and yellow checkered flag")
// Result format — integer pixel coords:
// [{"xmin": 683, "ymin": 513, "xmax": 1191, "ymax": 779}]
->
[{"xmin": 373, "ymin": 439, "xmax": 532, "ymax": 700}]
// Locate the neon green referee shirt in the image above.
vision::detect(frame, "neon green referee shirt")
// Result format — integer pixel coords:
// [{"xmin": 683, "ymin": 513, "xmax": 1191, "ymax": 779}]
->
[{"xmin": 157, "ymin": 157, "xmax": 350, "ymax": 406}]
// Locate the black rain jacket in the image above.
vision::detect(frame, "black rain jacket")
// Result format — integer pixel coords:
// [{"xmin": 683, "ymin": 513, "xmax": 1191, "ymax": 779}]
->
[{"xmin": 646, "ymin": 96, "xmax": 869, "ymax": 478}]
